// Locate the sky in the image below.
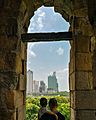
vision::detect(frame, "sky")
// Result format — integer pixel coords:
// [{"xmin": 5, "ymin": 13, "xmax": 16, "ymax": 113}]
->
[{"xmin": 27, "ymin": 6, "xmax": 70, "ymax": 91}]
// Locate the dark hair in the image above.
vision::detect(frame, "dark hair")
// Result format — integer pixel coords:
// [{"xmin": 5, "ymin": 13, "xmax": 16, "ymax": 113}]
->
[
  {"xmin": 40, "ymin": 97, "xmax": 47, "ymax": 107},
  {"xmin": 49, "ymin": 98, "xmax": 58, "ymax": 107}
]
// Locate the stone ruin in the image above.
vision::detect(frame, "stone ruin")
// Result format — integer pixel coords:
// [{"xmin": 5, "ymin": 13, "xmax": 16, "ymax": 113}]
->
[{"xmin": 0, "ymin": 0, "xmax": 96, "ymax": 120}]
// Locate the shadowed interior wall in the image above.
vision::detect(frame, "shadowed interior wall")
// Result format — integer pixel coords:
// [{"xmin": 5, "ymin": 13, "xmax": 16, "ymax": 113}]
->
[{"xmin": 0, "ymin": 0, "xmax": 96, "ymax": 120}]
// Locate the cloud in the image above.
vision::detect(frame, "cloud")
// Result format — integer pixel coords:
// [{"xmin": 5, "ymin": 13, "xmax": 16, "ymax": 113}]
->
[
  {"xmin": 30, "ymin": 51, "xmax": 36, "ymax": 57},
  {"xmin": 27, "ymin": 42, "xmax": 47, "ymax": 59},
  {"xmin": 28, "ymin": 7, "xmax": 46, "ymax": 32},
  {"xmin": 56, "ymin": 47, "xmax": 64, "ymax": 56},
  {"xmin": 28, "ymin": 6, "xmax": 70, "ymax": 33},
  {"xmin": 39, "ymin": 11, "xmax": 45, "ymax": 17},
  {"xmin": 28, "ymin": 43, "xmax": 37, "ymax": 49},
  {"xmin": 27, "ymin": 43, "xmax": 37, "ymax": 58}
]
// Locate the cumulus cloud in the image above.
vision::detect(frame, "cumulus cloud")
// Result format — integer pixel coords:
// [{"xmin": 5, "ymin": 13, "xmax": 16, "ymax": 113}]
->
[
  {"xmin": 28, "ymin": 7, "xmax": 46, "ymax": 32},
  {"xmin": 27, "ymin": 44, "xmax": 37, "ymax": 70},
  {"xmin": 56, "ymin": 47, "xmax": 64, "ymax": 56},
  {"xmin": 28, "ymin": 6, "xmax": 70, "ymax": 33},
  {"xmin": 27, "ymin": 42, "xmax": 47, "ymax": 59}
]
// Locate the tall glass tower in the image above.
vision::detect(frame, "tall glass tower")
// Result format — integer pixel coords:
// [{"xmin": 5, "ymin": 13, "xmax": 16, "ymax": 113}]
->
[{"xmin": 48, "ymin": 72, "xmax": 58, "ymax": 92}]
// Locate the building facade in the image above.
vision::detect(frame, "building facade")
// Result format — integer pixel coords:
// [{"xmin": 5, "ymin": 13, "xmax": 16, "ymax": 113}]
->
[
  {"xmin": 33, "ymin": 80, "xmax": 39, "ymax": 93},
  {"xmin": 27, "ymin": 70, "xmax": 33, "ymax": 95},
  {"xmin": 39, "ymin": 81, "xmax": 46, "ymax": 93},
  {"xmin": 48, "ymin": 72, "xmax": 58, "ymax": 93}
]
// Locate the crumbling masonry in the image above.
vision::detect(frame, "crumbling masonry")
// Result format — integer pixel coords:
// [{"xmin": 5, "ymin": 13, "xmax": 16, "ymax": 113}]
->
[{"xmin": 0, "ymin": 0, "xmax": 96, "ymax": 120}]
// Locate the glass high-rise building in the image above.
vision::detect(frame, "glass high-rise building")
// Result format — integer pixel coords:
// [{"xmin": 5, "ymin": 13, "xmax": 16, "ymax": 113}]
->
[{"xmin": 48, "ymin": 72, "xmax": 58, "ymax": 92}]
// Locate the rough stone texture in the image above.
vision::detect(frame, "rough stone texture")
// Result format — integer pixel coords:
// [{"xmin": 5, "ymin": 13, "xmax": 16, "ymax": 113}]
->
[
  {"xmin": 70, "ymin": 108, "xmax": 76, "ymax": 120},
  {"xmin": 71, "ymin": 109, "xmax": 96, "ymax": 120},
  {"xmin": 75, "ymin": 35, "xmax": 91, "ymax": 52},
  {"xmin": 76, "ymin": 71, "xmax": 93, "ymax": 90},
  {"xmin": 75, "ymin": 90, "xmax": 96, "ymax": 109},
  {"xmin": 0, "ymin": 0, "xmax": 96, "ymax": 120},
  {"xmin": 71, "ymin": 90, "xmax": 96, "ymax": 110},
  {"xmin": 70, "ymin": 91, "xmax": 76, "ymax": 109},
  {"xmin": 75, "ymin": 53, "xmax": 92, "ymax": 71},
  {"xmin": 76, "ymin": 110, "xmax": 96, "ymax": 120},
  {"xmin": 69, "ymin": 57, "xmax": 75, "ymax": 74},
  {"xmin": 69, "ymin": 72, "xmax": 75, "ymax": 90},
  {"xmin": 69, "ymin": 71, "xmax": 93, "ymax": 90}
]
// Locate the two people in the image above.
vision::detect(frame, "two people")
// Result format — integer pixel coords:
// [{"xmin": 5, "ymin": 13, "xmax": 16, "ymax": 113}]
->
[{"xmin": 38, "ymin": 97, "xmax": 65, "ymax": 120}]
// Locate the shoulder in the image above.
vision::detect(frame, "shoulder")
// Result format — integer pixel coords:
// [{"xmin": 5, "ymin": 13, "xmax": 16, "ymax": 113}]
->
[
  {"xmin": 56, "ymin": 112, "xmax": 65, "ymax": 120},
  {"xmin": 40, "ymin": 112, "xmax": 58, "ymax": 120}
]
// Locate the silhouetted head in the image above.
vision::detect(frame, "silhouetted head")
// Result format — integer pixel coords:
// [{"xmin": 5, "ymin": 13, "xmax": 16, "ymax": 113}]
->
[
  {"xmin": 40, "ymin": 97, "xmax": 47, "ymax": 107},
  {"xmin": 49, "ymin": 98, "xmax": 58, "ymax": 111}
]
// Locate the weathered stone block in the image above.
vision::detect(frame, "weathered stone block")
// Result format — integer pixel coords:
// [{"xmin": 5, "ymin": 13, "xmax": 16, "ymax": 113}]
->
[
  {"xmin": 0, "ymin": 50, "xmax": 5, "ymax": 69},
  {"xmin": 0, "ymin": 72, "xmax": 18, "ymax": 90},
  {"xmin": 70, "ymin": 91, "xmax": 75, "ymax": 108},
  {"xmin": 16, "ymin": 55, "xmax": 22, "ymax": 73},
  {"xmin": 5, "ymin": 52, "xmax": 16, "ymax": 70},
  {"xmin": 70, "ymin": 40, "xmax": 75, "ymax": 59},
  {"xmin": 18, "ymin": 105, "xmax": 25, "ymax": 120},
  {"xmin": 44, "ymin": 0, "xmax": 54, "ymax": 6},
  {"xmin": 54, "ymin": 0, "xmax": 64, "ymax": 8},
  {"xmin": 72, "ymin": 0, "xmax": 86, "ymax": 10},
  {"xmin": 93, "ymin": 49, "xmax": 96, "ymax": 90},
  {"xmin": 14, "ymin": 91, "xmax": 23, "ymax": 107},
  {"xmin": 76, "ymin": 53, "xmax": 92, "ymax": 71},
  {"xmin": 69, "ymin": 72, "xmax": 75, "ymax": 90},
  {"xmin": 76, "ymin": 110, "xmax": 96, "ymax": 120},
  {"xmin": 18, "ymin": 74, "xmax": 26, "ymax": 91},
  {"xmin": 75, "ymin": 35, "xmax": 90, "ymax": 52},
  {"xmin": 0, "ymin": 89, "xmax": 15, "ymax": 120},
  {"xmin": 76, "ymin": 71, "xmax": 93, "ymax": 90},
  {"xmin": 91, "ymin": 36, "xmax": 96, "ymax": 52},
  {"xmin": 75, "ymin": 90, "xmax": 96, "ymax": 109},
  {"xmin": 70, "ymin": 108, "xmax": 76, "ymax": 120},
  {"xmin": 0, "ymin": 36, "xmax": 18, "ymax": 50},
  {"xmin": 69, "ymin": 57, "xmax": 75, "ymax": 74},
  {"xmin": 5, "ymin": 90, "xmax": 15, "ymax": 109},
  {"xmin": 20, "ymin": 42, "xmax": 25, "ymax": 59}
]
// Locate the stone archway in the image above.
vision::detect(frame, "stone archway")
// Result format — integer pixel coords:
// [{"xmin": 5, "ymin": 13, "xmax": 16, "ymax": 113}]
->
[{"xmin": 0, "ymin": 0, "xmax": 96, "ymax": 120}]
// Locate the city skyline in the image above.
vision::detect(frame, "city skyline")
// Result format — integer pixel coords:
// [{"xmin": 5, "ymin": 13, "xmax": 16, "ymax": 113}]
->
[{"xmin": 27, "ymin": 6, "xmax": 70, "ymax": 91}]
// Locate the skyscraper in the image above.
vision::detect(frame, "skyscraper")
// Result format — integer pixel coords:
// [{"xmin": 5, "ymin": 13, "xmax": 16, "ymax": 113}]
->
[
  {"xmin": 48, "ymin": 72, "xmax": 58, "ymax": 93},
  {"xmin": 39, "ymin": 81, "xmax": 46, "ymax": 93},
  {"xmin": 33, "ymin": 80, "xmax": 39, "ymax": 93},
  {"xmin": 27, "ymin": 70, "xmax": 33, "ymax": 95}
]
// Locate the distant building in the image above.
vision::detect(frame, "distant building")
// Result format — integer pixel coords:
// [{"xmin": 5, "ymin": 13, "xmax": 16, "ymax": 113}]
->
[
  {"xmin": 39, "ymin": 81, "xmax": 46, "ymax": 93},
  {"xmin": 48, "ymin": 72, "xmax": 58, "ymax": 93},
  {"xmin": 33, "ymin": 80, "xmax": 39, "ymax": 93},
  {"xmin": 27, "ymin": 70, "xmax": 33, "ymax": 95}
]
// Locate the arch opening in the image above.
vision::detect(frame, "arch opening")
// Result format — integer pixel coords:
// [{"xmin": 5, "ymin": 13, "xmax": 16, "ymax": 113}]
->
[{"xmin": 26, "ymin": 6, "xmax": 71, "ymax": 120}]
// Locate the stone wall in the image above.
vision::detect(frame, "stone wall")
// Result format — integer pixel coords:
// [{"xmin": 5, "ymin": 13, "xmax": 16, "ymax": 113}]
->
[
  {"xmin": 0, "ymin": 1, "xmax": 26, "ymax": 119},
  {"xmin": 0, "ymin": 0, "xmax": 96, "ymax": 120}
]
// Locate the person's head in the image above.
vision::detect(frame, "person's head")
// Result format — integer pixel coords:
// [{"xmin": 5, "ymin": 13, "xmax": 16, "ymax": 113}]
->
[
  {"xmin": 40, "ymin": 97, "xmax": 47, "ymax": 107},
  {"xmin": 49, "ymin": 98, "xmax": 58, "ymax": 112}
]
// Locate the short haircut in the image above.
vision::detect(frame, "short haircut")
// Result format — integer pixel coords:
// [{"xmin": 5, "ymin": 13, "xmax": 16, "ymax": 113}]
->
[
  {"xmin": 49, "ymin": 98, "xmax": 58, "ymax": 107},
  {"xmin": 40, "ymin": 97, "xmax": 47, "ymax": 107}
]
